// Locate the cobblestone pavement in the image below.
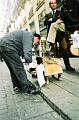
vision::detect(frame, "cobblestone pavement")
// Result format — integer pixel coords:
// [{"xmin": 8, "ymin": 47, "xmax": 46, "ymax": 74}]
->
[{"xmin": 0, "ymin": 61, "xmax": 63, "ymax": 120}]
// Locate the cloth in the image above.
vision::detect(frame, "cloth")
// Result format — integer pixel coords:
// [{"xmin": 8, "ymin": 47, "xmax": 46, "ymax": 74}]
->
[{"xmin": 36, "ymin": 64, "xmax": 45, "ymax": 87}]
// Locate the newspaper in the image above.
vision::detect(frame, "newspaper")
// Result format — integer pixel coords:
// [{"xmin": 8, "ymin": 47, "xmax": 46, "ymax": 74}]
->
[{"xmin": 73, "ymin": 31, "xmax": 79, "ymax": 48}]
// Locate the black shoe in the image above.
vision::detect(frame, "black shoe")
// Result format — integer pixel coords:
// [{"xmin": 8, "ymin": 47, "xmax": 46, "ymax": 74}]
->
[
  {"xmin": 30, "ymin": 87, "xmax": 41, "ymax": 94},
  {"xmin": 25, "ymin": 87, "xmax": 41, "ymax": 95},
  {"xmin": 66, "ymin": 66, "xmax": 75, "ymax": 71}
]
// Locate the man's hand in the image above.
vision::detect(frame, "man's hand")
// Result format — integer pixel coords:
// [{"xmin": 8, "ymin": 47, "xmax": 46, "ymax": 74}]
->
[
  {"xmin": 48, "ymin": 18, "xmax": 52, "ymax": 21},
  {"xmin": 56, "ymin": 19, "xmax": 63, "ymax": 24}
]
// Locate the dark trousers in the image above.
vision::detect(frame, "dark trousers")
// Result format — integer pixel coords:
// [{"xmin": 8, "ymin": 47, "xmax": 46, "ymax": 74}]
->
[
  {"xmin": 0, "ymin": 47, "xmax": 31, "ymax": 90},
  {"xmin": 56, "ymin": 31, "xmax": 71, "ymax": 68}
]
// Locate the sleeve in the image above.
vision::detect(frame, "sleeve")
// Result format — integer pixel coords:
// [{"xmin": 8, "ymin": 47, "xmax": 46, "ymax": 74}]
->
[
  {"xmin": 23, "ymin": 31, "xmax": 34, "ymax": 63},
  {"xmin": 44, "ymin": 14, "xmax": 53, "ymax": 26}
]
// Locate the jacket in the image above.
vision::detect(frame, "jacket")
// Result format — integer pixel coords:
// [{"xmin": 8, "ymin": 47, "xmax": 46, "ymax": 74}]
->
[
  {"xmin": 44, "ymin": 8, "xmax": 61, "ymax": 36},
  {"xmin": 60, "ymin": 0, "xmax": 79, "ymax": 31},
  {"xmin": 0, "ymin": 30, "xmax": 34, "ymax": 63}
]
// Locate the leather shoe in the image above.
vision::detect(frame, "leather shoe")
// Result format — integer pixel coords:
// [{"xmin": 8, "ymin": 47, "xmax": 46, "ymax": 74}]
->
[
  {"xmin": 66, "ymin": 66, "xmax": 75, "ymax": 71},
  {"xmin": 25, "ymin": 89, "xmax": 40, "ymax": 95},
  {"xmin": 25, "ymin": 87, "xmax": 41, "ymax": 95},
  {"xmin": 30, "ymin": 87, "xmax": 41, "ymax": 94}
]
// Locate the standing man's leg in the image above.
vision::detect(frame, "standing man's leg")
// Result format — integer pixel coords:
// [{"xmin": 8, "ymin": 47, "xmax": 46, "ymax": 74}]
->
[
  {"xmin": 47, "ymin": 22, "xmax": 65, "ymax": 54},
  {"xmin": 60, "ymin": 37, "xmax": 75, "ymax": 71}
]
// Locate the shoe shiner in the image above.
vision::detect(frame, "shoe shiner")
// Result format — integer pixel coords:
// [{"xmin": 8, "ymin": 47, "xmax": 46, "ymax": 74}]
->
[{"xmin": 0, "ymin": 30, "xmax": 40, "ymax": 95}]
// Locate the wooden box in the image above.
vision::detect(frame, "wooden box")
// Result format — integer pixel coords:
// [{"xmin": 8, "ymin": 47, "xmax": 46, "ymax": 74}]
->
[{"xmin": 43, "ymin": 56, "xmax": 62, "ymax": 76}]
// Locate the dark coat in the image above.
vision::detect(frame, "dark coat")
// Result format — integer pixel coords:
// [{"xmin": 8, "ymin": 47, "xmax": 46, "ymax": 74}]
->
[
  {"xmin": 60, "ymin": 0, "xmax": 79, "ymax": 31},
  {"xmin": 44, "ymin": 8, "xmax": 61, "ymax": 36},
  {"xmin": 0, "ymin": 30, "xmax": 34, "ymax": 63}
]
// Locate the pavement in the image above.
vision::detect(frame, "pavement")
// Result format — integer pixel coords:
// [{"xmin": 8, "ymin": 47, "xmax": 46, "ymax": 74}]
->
[
  {"xmin": 24, "ymin": 56, "xmax": 79, "ymax": 120},
  {"xmin": 0, "ymin": 57, "xmax": 79, "ymax": 120},
  {"xmin": 0, "ymin": 61, "xmax": 63, "ymax": 120}
]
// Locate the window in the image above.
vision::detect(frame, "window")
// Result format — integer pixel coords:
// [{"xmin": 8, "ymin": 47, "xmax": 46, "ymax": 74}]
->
[
  {"xmin": 29, "ymin": 21, "xmax": 35, "ymax": 33},
  {"xmin": 38, "ymin": 10, "xmax": 46, "ymax": 30}
]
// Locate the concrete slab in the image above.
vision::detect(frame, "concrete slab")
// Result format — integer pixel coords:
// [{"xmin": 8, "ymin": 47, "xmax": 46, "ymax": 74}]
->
[
  {"xmin": 0, "ymin": 62, "xmax": 63, "ymax": 120},
  {"xmin": 24, "ymin": 58, "xmax": 79, "ymax": 120}
]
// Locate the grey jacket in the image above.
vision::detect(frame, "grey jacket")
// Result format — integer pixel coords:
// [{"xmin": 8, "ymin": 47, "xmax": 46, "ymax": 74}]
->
[{"xmin": 0, "ymin": 30, "xmax": 34, "ymax": 63}]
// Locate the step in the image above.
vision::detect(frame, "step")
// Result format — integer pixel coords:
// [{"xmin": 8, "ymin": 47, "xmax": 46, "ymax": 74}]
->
[{"xmin": 24, "ymin": 64, "xmax": 79, "ymax": 120}]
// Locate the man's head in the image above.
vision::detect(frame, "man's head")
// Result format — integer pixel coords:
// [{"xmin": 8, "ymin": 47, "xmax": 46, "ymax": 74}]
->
[
  {"xmin": 33, "ymin": 33, "xmax": 41, "ymax": 45},
  {"xmin": 49, "ymin": 0, "xmax": 57, "ymax": 10},
  {"xmin": 34, "ymin": 33, "xmax": 41, "ymax": 40},
  {"xmin": 36, "ymin": 57, "xmax": 43, "ymax": 64}
]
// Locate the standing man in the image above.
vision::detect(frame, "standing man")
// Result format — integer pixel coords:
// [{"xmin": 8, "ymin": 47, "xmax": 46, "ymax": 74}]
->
[
  {"xmin": 0, "ymin": 30, "xmax": 40, "ymax": 94},
  {"xmin": 44, "ymin": 0, "xmax": 61, "ymax": 37},
  {"xmin": 44, "ymin": 0, "xmax": 75, "ymax": 71}
]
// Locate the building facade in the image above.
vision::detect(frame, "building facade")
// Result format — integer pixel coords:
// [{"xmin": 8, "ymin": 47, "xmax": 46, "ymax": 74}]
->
[{"xmin": 6, "ymin": 0, "xmax": 61, "ymax": 38}]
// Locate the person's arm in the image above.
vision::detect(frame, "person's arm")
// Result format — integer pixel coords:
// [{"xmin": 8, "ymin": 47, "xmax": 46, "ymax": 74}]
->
[
  {"xmin": 44, "ymin": 14, "xmax": 53, "ymax": 26},
  {"xmin": 23, "ymin": 31, "xmax": 34, "ymax": 63},
  {"xmin": 55, "ymin": 9, "xmax": 63, "ymax": 23}
]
